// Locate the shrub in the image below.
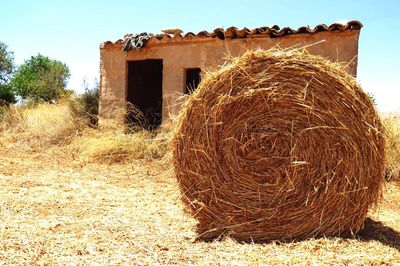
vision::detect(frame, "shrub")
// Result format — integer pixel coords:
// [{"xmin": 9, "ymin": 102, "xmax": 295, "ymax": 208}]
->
[
  {"xmin": 383, "ymin": 113, "xmax": 400, "ymax": 181},
  {"xmin": 0, "ymin": 42, "xmax": 15, "ymax": 104},
  {"xmin": 0, "ymin": 85, "xmax": 16, "ymax": 105},
  {"xmin": 79, "ymin": 79, "xmax": 99, "ymax": 127}
]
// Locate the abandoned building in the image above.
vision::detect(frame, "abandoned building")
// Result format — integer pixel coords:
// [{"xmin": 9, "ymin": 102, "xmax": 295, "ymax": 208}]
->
[{"xmin": 99, "ymin": 20, "xmax": 362, "ymax": 128}]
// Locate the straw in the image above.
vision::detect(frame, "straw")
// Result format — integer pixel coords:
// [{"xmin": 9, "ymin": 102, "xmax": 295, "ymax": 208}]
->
[{"xmin": 173, "ymin": 49, "xmax": 385, "ymax": 242}]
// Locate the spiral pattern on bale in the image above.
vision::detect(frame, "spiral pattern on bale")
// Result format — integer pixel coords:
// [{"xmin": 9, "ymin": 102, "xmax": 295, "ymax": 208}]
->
[{"xmin": 173, "ymin": 49, "xmax": 384, "ymax": 242}]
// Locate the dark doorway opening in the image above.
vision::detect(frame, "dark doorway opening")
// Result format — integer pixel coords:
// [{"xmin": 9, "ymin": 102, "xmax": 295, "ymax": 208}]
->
[
  {"xmin": 185, "ymin": 68, "xmax": 201, "ymax": 94},
  {"xmin": 126, "ymin": 59, "xmax": 163, "ymax": 130}
]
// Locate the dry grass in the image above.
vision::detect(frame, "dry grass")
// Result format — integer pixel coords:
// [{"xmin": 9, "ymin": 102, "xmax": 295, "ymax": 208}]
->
[
  {"xmin": 0, "ymin": 142, "xmax": 399, "ymax": 264},
  {"xmin": 383, "ymin": 113, "xmax": 400, "ymax": 180},
  {"xmin": 0, "ymin": 100, "xmax": 86, "ymax": 148},
  {"xmin": 0, "ymin": 99, "xmax": 399, "ymax": 264},
  {"xmin": 0, "ymin": 99, "xmax": 170, "ymax": 163},
  {"xmin": 173, "ymin": 49, "xmax": 385, "ymax": 242}
]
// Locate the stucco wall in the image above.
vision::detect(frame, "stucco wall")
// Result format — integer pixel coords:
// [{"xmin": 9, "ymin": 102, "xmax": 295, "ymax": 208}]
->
[{"xmin": 99, "ymin": 30, "xmax": 360, "ymax": 123}]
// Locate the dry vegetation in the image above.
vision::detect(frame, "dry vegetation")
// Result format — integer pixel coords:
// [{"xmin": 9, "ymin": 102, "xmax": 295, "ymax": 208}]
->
[
  {"xmin": 384, "ymin": 113, "xmax": 400, "ymax": 181},
  {"xmin": 0, "ymin": 101, "xmax": 399, "ymax": 264}
]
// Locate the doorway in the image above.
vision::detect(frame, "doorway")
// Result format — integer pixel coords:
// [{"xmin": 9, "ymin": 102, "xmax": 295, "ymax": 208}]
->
[{"xmin": 126, "ymin": 59, "xmax": 163, "ymax": 129}]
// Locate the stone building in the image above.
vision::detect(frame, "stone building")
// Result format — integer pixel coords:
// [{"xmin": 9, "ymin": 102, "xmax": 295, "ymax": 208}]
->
[{"xmin": 99, "ymin": 20, "xmax": 362, "ymax": 127}]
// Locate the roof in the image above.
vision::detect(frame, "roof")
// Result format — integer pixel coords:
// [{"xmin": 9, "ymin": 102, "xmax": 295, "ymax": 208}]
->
[{"xmin": 101, "ymin": 20, "xmax": 362, "ymax": 49}]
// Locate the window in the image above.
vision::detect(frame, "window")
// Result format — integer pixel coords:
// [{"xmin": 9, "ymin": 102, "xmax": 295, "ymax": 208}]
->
[{"xmin": 185, "ymin": 68, "xmax": 201, "ymax": 94}]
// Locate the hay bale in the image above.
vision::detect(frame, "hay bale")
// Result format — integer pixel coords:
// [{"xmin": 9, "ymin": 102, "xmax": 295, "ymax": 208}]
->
[{"xmin": 172, "ymin": 49, "xmax": 385, "ymax": 242}]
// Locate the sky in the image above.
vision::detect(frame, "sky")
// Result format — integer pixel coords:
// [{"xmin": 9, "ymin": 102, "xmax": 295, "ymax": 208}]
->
[{"xmin": 0, "ymin": 0, "xmax": 399, "ymax": 112}]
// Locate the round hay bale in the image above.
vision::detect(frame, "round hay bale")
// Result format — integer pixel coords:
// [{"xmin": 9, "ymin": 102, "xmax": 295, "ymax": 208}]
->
[{"xmin": 173, "ymin": 49, "xmax": 385, "ymax": 242}]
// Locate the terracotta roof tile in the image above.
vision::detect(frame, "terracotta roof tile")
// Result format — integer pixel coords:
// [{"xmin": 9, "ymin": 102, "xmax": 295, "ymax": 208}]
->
[{"xmin": 101, "ymin": 20, "xmax": 362, "ymax": 48}]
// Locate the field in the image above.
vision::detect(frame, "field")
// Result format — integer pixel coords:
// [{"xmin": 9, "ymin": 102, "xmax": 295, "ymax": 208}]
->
[{"xmin": 0, "ymin": 102, "xmax": 399, "ymax": 265}]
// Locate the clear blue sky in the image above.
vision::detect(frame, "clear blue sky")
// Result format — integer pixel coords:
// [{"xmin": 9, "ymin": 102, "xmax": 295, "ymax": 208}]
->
[{"xmin": 1, "ymin": 0, "xmax": 399, "ymax": 112}]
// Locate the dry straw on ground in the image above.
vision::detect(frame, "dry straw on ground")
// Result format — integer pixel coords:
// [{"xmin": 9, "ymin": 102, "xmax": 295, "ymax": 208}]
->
[
  {"xmin": 70, "ymin": 126, "xmax": 171, "ymax": 163},
  {"xmin": 173, "ymin": 49, "xmax": 385, "ymax": 242}
]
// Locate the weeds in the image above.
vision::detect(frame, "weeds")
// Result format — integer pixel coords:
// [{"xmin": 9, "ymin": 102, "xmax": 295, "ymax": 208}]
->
[
  {"xmin": 0, "ymin": 99, "xmax": 85, "ymax": 147},
  {"xmin": 79, "ymin": 79, "xmax": 99, "ymax": 127},
  {"xmin": 383, "ymin": 113, "xmax": 400, "ymax": 181},
  {"xmin": 0, "ymin": 98, "xmax": 171, "ymax": 162}
]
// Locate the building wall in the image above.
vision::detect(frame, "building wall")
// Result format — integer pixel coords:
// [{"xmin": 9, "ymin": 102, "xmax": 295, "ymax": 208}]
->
[{"xmin": 99, "ymin": 30, "xmax": 361, "ymax": 123}]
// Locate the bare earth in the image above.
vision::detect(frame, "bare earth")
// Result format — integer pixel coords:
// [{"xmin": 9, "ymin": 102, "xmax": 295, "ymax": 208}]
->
[{"xmin": 0, "ymin": 146, "xmax": 399, "ymax": 265}]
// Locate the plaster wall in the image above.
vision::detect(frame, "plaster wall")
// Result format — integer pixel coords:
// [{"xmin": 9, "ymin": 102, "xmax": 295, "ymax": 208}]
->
[{"xmin": 99, "ymin": 30, "xmax": 360, "ymax": 123}]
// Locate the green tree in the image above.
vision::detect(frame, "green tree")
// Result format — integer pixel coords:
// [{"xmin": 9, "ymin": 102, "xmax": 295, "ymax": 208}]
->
[
  {"xmin": 0, "ymin": 42, "xmax": 15, "ymax": 104},
  {"xmin": 10, "ymin": 54, "xmax": 70, "ymax": 102}
]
